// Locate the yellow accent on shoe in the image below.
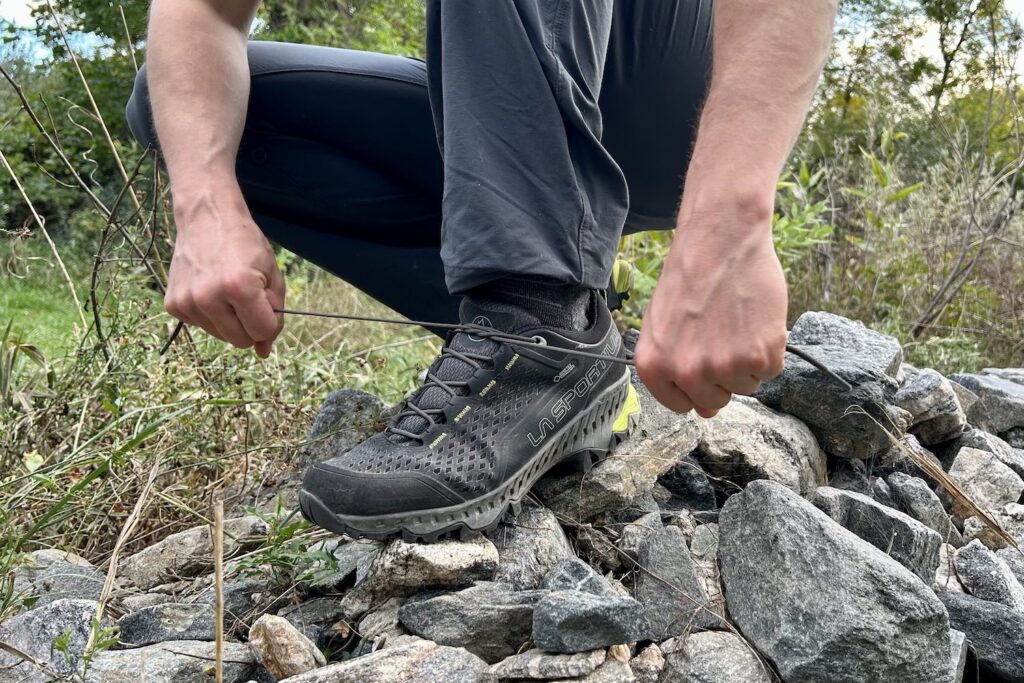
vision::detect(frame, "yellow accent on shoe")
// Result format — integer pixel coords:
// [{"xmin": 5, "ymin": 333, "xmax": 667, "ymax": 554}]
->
[{"xmin": 612, "ymin": 382, "xmax": 641, "ymax": 434}]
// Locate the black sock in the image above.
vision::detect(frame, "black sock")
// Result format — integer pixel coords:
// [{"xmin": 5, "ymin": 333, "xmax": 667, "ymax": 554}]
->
[{"xmin": 467, "ymin": 277, "xmax": 593, "ymax": 331}]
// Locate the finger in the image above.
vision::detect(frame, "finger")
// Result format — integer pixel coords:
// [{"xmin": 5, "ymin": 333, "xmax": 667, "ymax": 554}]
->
[
  {"xmin": 180, "ymin": 296, "xmax": 230, "ymax": 344},
  {"xmin": 682, "ymin": 381, "xmax": 732, "ymax": 414},
  {"xmin": 267, "ymin": 266, "xmax": 286, "ymax": 339},
  {"xmin": 212, "ymin": 304, "xmax": 256, "ymax": 349},
  {"xmin": 648, "ymin": 378, "xmax": 696, "ymax": 414},
  {"xmin": 227, "ymin": 280, "xmax": 281, "ymax": 344},
  {"xmin": 721, "ymin": 374, "xmax": 761, "ymax": 396},
  {"xmin": 254, "ymin": 339, "xmax": 273, "ymax": 358}
]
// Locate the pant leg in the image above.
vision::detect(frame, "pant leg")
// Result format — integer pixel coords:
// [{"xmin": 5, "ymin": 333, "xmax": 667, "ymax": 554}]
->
[
  {"xmin": 126, "ymin": 41, "xmax": 461, "ymax": 328},
  {"xmin": 426, "ymin": 0, "xmax": 627, "ymax": 295}
]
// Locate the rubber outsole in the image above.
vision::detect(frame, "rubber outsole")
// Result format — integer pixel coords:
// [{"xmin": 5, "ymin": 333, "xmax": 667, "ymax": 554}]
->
[{"xmin": 299, "ymin": 370, "xmax": 635, "ymax": 543}]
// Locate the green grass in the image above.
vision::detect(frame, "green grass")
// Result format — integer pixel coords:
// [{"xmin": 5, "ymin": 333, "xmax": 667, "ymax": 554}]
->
[{"xmin": 0, "ymin": 265, "xmax": 85, "ymax": 361}]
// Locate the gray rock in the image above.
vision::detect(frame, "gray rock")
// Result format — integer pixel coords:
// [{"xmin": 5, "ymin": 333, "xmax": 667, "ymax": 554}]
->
[
  {"xmin": 0, "ymin": 598, "xmax": 104, "ymax": 682},
  {"xmin": 84, "ymin": 640, "xmax": 255, "ymax": 683},
  {"xmin": 553, "ymin": 659, "xmax": 635, "ymax": 683},
  {"xmin": 532, "ymin": 590, "xmax": 649, "ymax": 653},
  {"xmin": 660, "ymin": 631, "xmax": 773, "ymax": 683},
  {"xmin": 486, "ymin": 647, "xmax": 606, "ymax": 680},
  {"xmin": 120, "ymin": 592, "xmax": 176, "ymax": 612},
  {"xmin": 277, "ymin": 597, "xmax": 347, "ymax": 649},
  {"xmin": 788, "ymin": 311, "xmax": 903, "ymax": 376},
  {"xmin": 963, "ymin": 503, "xmax": 1024, "ymax": 549},
  {"xmin": 12, "ymin": 550, "xmax": 106, "ymax": 607},
  {"xmin": 616, "ymin": 512, "xmax": 663, "ymax": 565},
  {"xmin": 982, "ymin": 368, "xmax": 1024, "ymax": 385},
  {"xmin": 299, "ymin": 389, "xmax": 388, "ymax": 467},
  {"xmin": 355, "ymin": 596, "xmax": 405, "ymax": 655},
  {"xmin": 120, "ymin": 516, "xmax": 269, "ymax": 590},
  {"xmin": 397, "ymin": 582, "xmax": 544, "ymax": 663},
  {"xmin": 949, "ymin": 629, "xmax": 968, "ymax": 683},
  {"xmin": 871, "ymin": 476, "xmax": 896, "ymax": 507},
  {"xmin": 940, "ymin": 591, "xmax": 1024, "ymax": 682},
  {"xmin": 812, "ymin": 486, "xmax": 942, "ymax": 582},
  {"xmin": 489, "ymin": 504, "xmax": 573, "ymax": 590},
  {"xmin": 940, "ymin": 428, "xmax": 1024, "ymax": 479},
  {"xmin": 248, "ymin": 614, "xmax": 325, "ymax": 680},
  {"xmin": 935, "ymin": 543, "xmax": 966, "ymax": 593},
  {"xmin": 947, "ymin": 447, "xmax": 1024, "ymax": 518},
  {"xmin": 280, "ymin": 636, "xmax": 487, "ymax": 683},
  {"xmin": 719, "ymin": 480, "xmax": 952, "ymax": 683},
  {"xmin": 886, "ymin": 472, "xmax": 963, "ymax": 546},
  {"xmin": 828, "ymin": 458, "xmax": 874, "ymax": 496},
  {"xmin": 876, "ymin": 433, "xmax": 946, "ymax": 483},
  {"xmin": 689, "ymin": 523, "xmax": 726, "ymax": 624},
  {"xmin": 896, "ymin": 368, "xmax": 968, "ymax": 445},
  {"xmin": 1005, "ymin": 426, "xmax": 1024, "ymax": 449},
  {"xmin": 306, "ymin": 538, "xmax": 382, "ymax": 593},
  {"xmin": 634, "ymin": 525, "xmax": 721, "ymax": 638},
  {"xmin": 696, "ymin": 396, "xmax": 826, "ymax": 495},
  {"xmin": 540, "ymin": 557, "xmax": 616, "ymax": 597},
  {"xmin": 629, "ymin": 644, "xmax": 665, "ymax": 683},
  {"xmin": 950, "ymin": 372, "xmax": 1024, "ymax": 434},
  {"xmin": 997, "ymin": 548, "xmax": 1024, "ymax": 587},
  {"xmin": 341, "ymin": 535, "xmax": 498, "ymax": 617},
  {"xmin": 116, "ymin": 603, "xmax": 215, "ymax": 647},
  {"xmin": 658, "ymin": 455, "xmax": 717, "ymax": 511},
  {"xmin": 953, "ymin": 539, "xmax": 1024, "ymax": 611}
]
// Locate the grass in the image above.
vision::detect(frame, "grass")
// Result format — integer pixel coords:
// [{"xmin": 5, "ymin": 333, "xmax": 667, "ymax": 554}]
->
[{"xmin": 1, "ymin": 257, "xmax": 89, "ymax": 360}]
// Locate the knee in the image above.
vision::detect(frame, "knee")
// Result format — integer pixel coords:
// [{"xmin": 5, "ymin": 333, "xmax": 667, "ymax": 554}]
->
[{"xmin": 125, "ymin": 63, "xmax": 158, "ymax": 149}]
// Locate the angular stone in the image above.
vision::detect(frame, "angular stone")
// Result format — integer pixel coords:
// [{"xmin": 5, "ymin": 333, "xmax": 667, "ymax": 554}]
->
[
  {"xmin": 489, "ymin": 504, "xmax": 573, "ymax": 591},
  {"xmin": 299, "ymin": 389, "xmax": 388, "ymax": 467},
  {"xmin": 896, "ymin": 368, "xmax": 968, "ymax": 445},
  {"xmin": 1005, "ymin": 427, "xmax": 1024, "ymax": 449},
  {"xmin": 953, "ymin": 539, "xmax": 1024, "ymax": 611},
  {"xmin": 398, "ymin": 582, "xmax": 544, "ymax": 663},
  {"xmin": 982, "ymin": 368, "xmax": 1024, "ymax": 385},
  {"xmin": 629, "ymin": 644, "xmax": 665, "ymax": 683},
  {"xmin": 935, "ymin": 543, "xmax": 965, "ymax": 593},
  {"xmin": 355, "ymin": 597, "xmax": 405, "ymax": 655},
  {"xmin": 116, "ymin": 603, "xmax": 215, "ymax": 647},
  {"xmin": 997, "ymin": 548, "xmax": 1024, "ymax": 587},
  {"xmin": 940, "ymin": 591, "xmax": 1024, "ymax": 682},
  {"xmin": 719, "ymin": 480, "xmax": 952, "ymax": 683},
  {"xmin": 306, "ymin": 538, "xmax": 382, "ymax": 593},
  {"xmin": 119, "ymin": 516, "xmax": 269, "ymax": 590},
  {"xmin": 552, "ymin": 659, "xmax": 635, "ymax": 682},
  {"xmin": 696, "ymin": 396, "xmax": 826, "ymax": 495},
  {"xmin": 788, "ymin": 311, "xmax": 903, "ymax": 376},
  {"xmin": 341, "ymin": 536, "xmax": 498, "ymax": 617},
  {"xmin": 248, "ymin": 614, "xmax": 325, "ymax": 680},
  {"xmin": 486, "ymin": 647, "xmax": 606, "ymax": 680},
  {"xmin": 12, "ymin": 550, "xmax": 106, "ymax": 607},
  {"xmin": 0, "ymin": 599, "xmax": 104, "ymax": 682},
  {"xmin": 616, "ymin": 512, "xmax": 663, "ymax": 565},
  {"xmin": 532, "ymin": 590, "xmax": 649, "ymax": 653},
  {"xmin": 886, "ymin": 472, "xmax": 963, "ymax": 546},
  {"xmin": 689, "ymin": 523, "xmax": 726, "ymax": 624},
  {"xmin": 660, "ymin": 631, "xmax": 773, "ymax": 683},
  {"xmin": 277, "ymin": 597, "xmax": 346, "ymax": 648},
  {"xmin": 812, "ymin": 486, "xmax": 942, "ymax": 582},
  {"xmin": 949, "ymin": 373, "xmax": 1024, "ymax": 434},
  {"xmin": 949, "ymin": 629, "xmax": 968, "ymax": 683},
  {"xmin": 939, "ymin": 429, "xmax": 1024, "ymax": 479},
  {"xmin": 635, "ymin": 525, "xmax": 721, "ymax": 638},
  {"xmin": 540, "ymin": 557, "xmax": 616, "ymax": 597},
  {"xmin": 947, "ymin": 447, "xmax": 1024, "ymax": 518},
  {"xmin": 84, "ymin": 640, "xmax": 255, "ymax": 683},
  {"xmin": 963, "ymin": 503, "xmax": 1024, "ymax": 549},
  {"xmin": 657, "ymin": 455, "xmax": 717, "ymax": 511}
]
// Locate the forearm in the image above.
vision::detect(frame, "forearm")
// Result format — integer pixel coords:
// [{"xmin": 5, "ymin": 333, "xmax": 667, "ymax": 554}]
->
[
  {"xmin": 679, "ymin": 0, "xmax": 838, "ymax": 233},
  {"xmin": 147, "ymin": 0, "xmax": 258, "ymax": 219}
]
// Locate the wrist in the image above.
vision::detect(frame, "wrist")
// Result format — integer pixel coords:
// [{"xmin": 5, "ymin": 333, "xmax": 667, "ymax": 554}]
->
[
  {"xmin": 170, "ymin": 174, "xmax": 251, "ymax": 234},
  {"xmin": 676, "ymin": 180, "xmax": 776, "ymax": 238}
]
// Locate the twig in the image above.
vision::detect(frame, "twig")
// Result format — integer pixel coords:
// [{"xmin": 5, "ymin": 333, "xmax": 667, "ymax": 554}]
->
[{"xmin": 212, "ymin": 500, "xmax": 225, "ymax": 683}]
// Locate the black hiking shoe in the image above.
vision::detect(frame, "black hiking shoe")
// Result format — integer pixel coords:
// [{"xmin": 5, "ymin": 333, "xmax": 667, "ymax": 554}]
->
[{"xmin": 298, "ymin": 292, "xmax": 631, "ymax": 542}]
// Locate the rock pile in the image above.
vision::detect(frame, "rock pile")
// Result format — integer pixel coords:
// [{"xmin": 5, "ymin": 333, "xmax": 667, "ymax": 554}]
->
[{"xmin": 4, "ymin": 310, "xmax": 1024, "ymax": 682}]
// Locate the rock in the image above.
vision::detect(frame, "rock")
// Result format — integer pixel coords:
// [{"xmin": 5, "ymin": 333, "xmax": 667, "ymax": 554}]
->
[
  {"xmin": 997, "ymin": 548, "xmax": 1024, "ymax": 587},
  {"xmin": 787, "ymin": 311, "xmax": 903, "ymax": 375},
  {"xmin": 84, "ymin": 640, "xmax": 255, "ymax": 682},
  {"xmin": 982, "ymin": 368, "xmax": 1024, "ymax": 385},
  {"xmin": 486, "ymin": 648, "xmax": 606, "ymax": 680},
  {"xmin": 12, "ymin": 549, "xmax": 106, "ymax": 607},
  {"xmin": 963, "ymin": 503, "xmax": 1024, "ymax": 549},
  {"xmin": 540, "ymin": 557, "xmax": 616, "ymax": 597},
  {"xmin": 949, "ymin": 372, "xmax": 1024, "ymax": 434},
  {"xmin": 660, "ymin": 631, "xmax": 773, "ymax": 683},
  {"xmin": 535, "ymin": 384, "xmax": 702, "ymax": 521},
  {"xmin": 940, "ymin": 591, "xmax": 1024, "ymax": 682},
  {"xmin": 248, "ymin": 614, "xmax": 325, "ymax": 680},
  {"xmin": 896, "ymin": 368, "xmax": 968, "ymax": 445},
  {"xmin": 695, "ymin": 396, "xmax": 826, "ymax": 496},
  {"xmin": 553, "ymin": 659, "xmax": 635, "ymax": 682},
  {"xmin": 1005, "ymin": 427, "xmax": 1024, "ymax": 449},
  {"xmin": 886, "ymin": 472, "xmax": 963, "ymax": 546},
  {"xmin": 341, "ymin": 536, "xmax": 498, "ymax": 617},
  {"xmin": 939, "ymin": 428, "xmax": 1024, "ymax": 479},
  {"xmin": 277, "ymin": 597, "xmax": 347, "ymax": 649},
  {"xmin": 489, "ymin": 504, "xmax": 573, "ymax": 590},
  {"xmin": 876, "ymin": 433, "xmax": 946, "ymax": 482},
  {"xmin": 949, "ymin": 629, "xmax": 969, "ymax": 683},
  {"xmin": 280, "ymin": 636, "xmax": 487, "ymax": 683},
  {"xmin": 0, "ymin": 598, "xmax": 104, "ymax": 681},
  {"xmin": 689, "ymin": 523, "xmax": 726, "ymax": 623},
  {"xmin": 657, "ymin": 455, "xmax": 717, "ymax": 511},
  {"xmin": 811, "ymin": 486, "xmax": 942, "ymax": 582},
  {"xmin": 629, "ymin": 644, "xmax": 665, "ymax": 683},
  {"xmin": 119, "ymin": 516, "xmax": 269, "ymax": 590},
  {"xmin": 935, "ymin": 543, "xmax": 965, "ymax": 593},
  {"xmin": 306, "ymin": 538, "xmax": 382, "ymax": 593},
  {"xmin": 355, "ymin": 597, "xmax": 405, "ymax": 654},
  {"xmin": 871, "ymin": 476, "xmax": 896, "ymax": 507},
  {"xmin": 634, "ymin": 525, "xmax": 721, "ymax": 638},
  {"xmin": 532, "ymin": 590, "xmax": 650, "ymax": 653},
  {"xmin": 719, "ymin": 480, "xmax": 952, "ymax": 683},
  {"xmin": 120, "ymin": 592, "xmax": 177, "ymax": 612},
  {"xmin": 947, "ymin": 447, "xmax": 1024, "ymax": 518},
  {"xmin": 828, "ymin": 458, "xmax": 874, "ymax": 496},
  {"xmin": 116, "ymin": 603, "xmax": 215, "ymax": 647},
  {"xmin": 397, "ymin": 582, "xmax": 545, "ymax": 663},
  {"xmin": 616, "ymin": 512, "xmax": 663, "ymax": 565},
  {"xmin": 952, "ymin": 539, "xmax": 1024, "ymax": 611},
  {"xmin": 299, "ymin": 389, "xmax": 388, "ymax": 467}
]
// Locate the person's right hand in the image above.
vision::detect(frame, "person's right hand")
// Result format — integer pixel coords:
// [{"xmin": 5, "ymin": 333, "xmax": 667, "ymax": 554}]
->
[{"xmin": 164, "ymin": 190, "xmax": 285, "ymax": 358}]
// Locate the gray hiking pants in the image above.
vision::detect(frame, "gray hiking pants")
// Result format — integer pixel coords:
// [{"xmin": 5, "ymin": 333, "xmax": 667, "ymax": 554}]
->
[{"xmin": 127, "ymin": 0, "xmax": 713, "ymax": 325}]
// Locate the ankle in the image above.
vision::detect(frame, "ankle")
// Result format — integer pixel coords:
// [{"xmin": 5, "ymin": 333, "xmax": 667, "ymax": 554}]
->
[{"xmin": 468, "ymin": 277, "xmax": 593, "ymax": 331}]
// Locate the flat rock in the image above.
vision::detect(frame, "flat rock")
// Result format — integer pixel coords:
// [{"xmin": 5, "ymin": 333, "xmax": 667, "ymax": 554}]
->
[
  {"xmin": 248, "ymin": 613, "xmax": 325, "ymax": 680},
  {"xmin": 397, "ymin": 582, "xmax": 545, "ymax": 663},
  {"xmin": 341, "ymin": 535, "xmax": 498, "ymax": 617},
  {"xmin": 896, "ymin": 368, "xmax": 968, "ymax": 445},
  {"xmin": 540, "ymin": 557, "xmax": 616, "ymax": 597},
  {"xmin": 719, "ymin": 480, "xmax": 952, "ymax": 683},
  {"xmin": 298, "ymin": 389, "xmax": 389, "ymax": 467},
  {"xmin": 489, "ymin": 504, "xmax": 573, "ymax": 590},
  {"xmin": 660, "ymin": 631, "xmax": 773, "ymax": 683},
  {"xmin": 532, "ymin": 590, "xmax": 649, "ymax": 653},
  {"xmin": 940, "ymin": 591, "xmax": 1024, "ymax": 682},
  {"xmin": 84, "ymin": 640, "xmax": 255, "ymax": 682},
  {"xmin": 12, "ymin": 549, "xmax": 106, "ymax": 607},
  {"xmin": 886, "ymin": 472, "xmax": 963, "ymax": 546},
  {"xmin": 696, "ymin": 396, "xmax": 826, "ymax": 496},
  {"xmin": 485, "ymin": 647, "xmax": 606, "ymax": 680},
  {"xmin": 116, "ymin": 603, "xmax": 215, "ymax": 647},
  {"xmin": 119, "ymin": 516, "xmax": 269, "ymax": 590},
  {"xmin": 950, "ymin": 373, "xmax": 1024, "ymax": 434},
  {"xmin": 629, "ymin": 644, "xmax": 665, "ymax": 683},
  {"xmin": 787, "ymin": 311, "xmax": 903, "ymax": 375},
  {"xmin": 982, "ymin": 368, "xmax": 1024, "ymax": 385},
  {"xmin": 953, "ymin": 539, "xmax": 1024, "ymax": 611},
  {"xmin": 0, "ymin": 598, "xmax": 104, "ymax": 681},
  {"xmin": 306, "ymin": 538, "xmax": 382, "ymax": 593},
  {"xmin": 812, "ymin": 486, "xmax": 942, "ymax": 582},
  {"xmin": 938, "ymin": 429, "xmax": 1024, "ymax": 479},
  {"xmin": 616, "ymin": 512, "xmax": 664, "ymax": 565},
  {"xmin": 949, "ymin": 629, "xmax": 969, "ymax": 683},
  {"xmin": 963, "ymin": 503, "xmax": 1024, "ymax": 549},
  {"xmin": 280, "ymin": 635, "xmax": 487, "ymax": 683},
  {"xmin": 689, "ymin": 523, "xmax": 726, "ymax": 624},
  {"xmin": 947, "ymin": 447, "xmax": 1024, "ymax": 518}
]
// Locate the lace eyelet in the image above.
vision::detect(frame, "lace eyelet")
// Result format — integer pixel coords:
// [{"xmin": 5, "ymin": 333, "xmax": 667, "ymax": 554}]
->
[{"xmin": 531, "ymin": 335, "xmax": 547, "ymax": 346}]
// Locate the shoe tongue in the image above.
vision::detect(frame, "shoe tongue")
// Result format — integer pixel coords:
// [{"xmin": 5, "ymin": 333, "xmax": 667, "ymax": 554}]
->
[{"xmin": 459, "ymin": 297, "xmax": 540, "ymax": 336}]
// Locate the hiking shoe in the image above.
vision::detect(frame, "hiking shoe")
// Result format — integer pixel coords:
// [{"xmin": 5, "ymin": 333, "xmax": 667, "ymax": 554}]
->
[{"xmin": 298, "ymin": 292, "xmax": 631, "ymax": 541}]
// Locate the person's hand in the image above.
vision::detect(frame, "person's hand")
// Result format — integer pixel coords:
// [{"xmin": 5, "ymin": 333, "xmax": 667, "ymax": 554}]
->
[
  {"xmin": 635, "ymin": 200, "xmax": 788, "ymax": 418},
  {"xmin": 164, "ymin": 187, "xmax": 285, "ymax": 358}
]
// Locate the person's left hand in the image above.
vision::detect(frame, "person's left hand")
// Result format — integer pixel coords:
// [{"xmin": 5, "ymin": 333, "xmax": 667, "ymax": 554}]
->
[{"xmin": 635, "ymin": 201, "xmax": 789, "ymax": 418}]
